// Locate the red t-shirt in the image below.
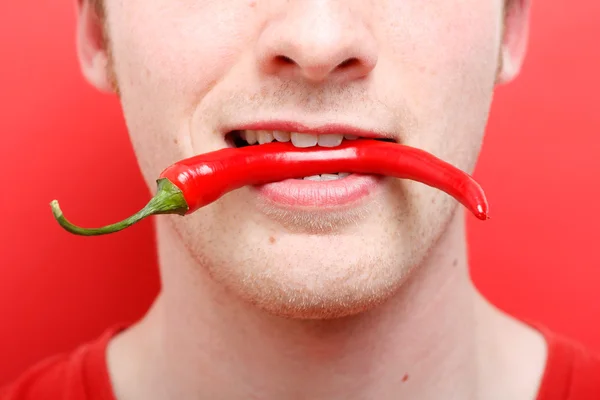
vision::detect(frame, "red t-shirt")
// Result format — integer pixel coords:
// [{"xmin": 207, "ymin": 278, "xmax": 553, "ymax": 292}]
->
[{"xmin": 1, "ymin": 325, "xmax": 599, "ymax": 400}]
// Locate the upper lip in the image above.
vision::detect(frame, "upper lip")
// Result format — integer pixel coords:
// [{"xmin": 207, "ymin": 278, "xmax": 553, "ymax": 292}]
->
[{"xmin": 224, "ymin": 120, "xmax": 398, "ymax": 142}]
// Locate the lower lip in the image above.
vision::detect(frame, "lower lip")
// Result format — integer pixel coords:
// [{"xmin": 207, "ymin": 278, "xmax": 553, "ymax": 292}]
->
[{"xmin": 253, "ymin": 174, "xmax": 382, "ymax": 207}]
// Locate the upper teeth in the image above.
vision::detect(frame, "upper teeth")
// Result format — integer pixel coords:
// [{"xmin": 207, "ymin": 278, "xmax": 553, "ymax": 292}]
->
[{"xmin": 241, "ymin": 130, "xmax": 359, "ymax": 148}]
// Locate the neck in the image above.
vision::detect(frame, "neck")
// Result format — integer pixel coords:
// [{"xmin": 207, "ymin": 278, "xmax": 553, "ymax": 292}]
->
[
  {"xmin": 107, "ymin": 210, "xmax": 546, "ymax": 400},
  {"xmin": 154, "ymin": 210, "xmax": 477, "ymax": 399}
]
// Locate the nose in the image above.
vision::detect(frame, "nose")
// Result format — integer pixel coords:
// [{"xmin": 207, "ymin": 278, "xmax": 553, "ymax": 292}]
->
[{"xmin": 256, "ymin": 2, "xmax": 378, "ymax": 83}]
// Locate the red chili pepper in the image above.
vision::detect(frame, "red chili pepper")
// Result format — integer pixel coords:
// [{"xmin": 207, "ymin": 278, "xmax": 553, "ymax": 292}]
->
[{"xmin": 50, "ymin": 140, "xmax": 489, "ymax": 236}]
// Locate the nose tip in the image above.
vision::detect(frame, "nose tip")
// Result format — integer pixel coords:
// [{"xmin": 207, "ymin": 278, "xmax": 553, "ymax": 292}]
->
[
  {"xmin": 256, "ymin": 9, "xmax": 378, "ymax": 83},
  {"xmin": 270, "ymin": 53, "xmax": 377, "ymax": 82}
]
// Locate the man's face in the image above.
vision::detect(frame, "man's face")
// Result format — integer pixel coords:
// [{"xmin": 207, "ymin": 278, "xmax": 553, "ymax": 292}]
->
[{"xmin": 79, "ymin": 0, "xmax": 528, "ymax": 318}]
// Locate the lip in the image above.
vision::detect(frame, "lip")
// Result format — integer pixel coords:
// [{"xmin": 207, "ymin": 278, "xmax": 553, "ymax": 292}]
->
[
  {"xmin": 224, "ymin": 120, "xmax": 397, "ymax": 141},
  {"xmin": 254, "ymin": 173, "xmax": 383, "ymax": 208}
]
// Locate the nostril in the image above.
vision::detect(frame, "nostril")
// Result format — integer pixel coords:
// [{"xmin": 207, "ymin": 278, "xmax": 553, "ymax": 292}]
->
[
  {"xmin": 275, "ymin": 55, "xmax": 296, "ymax": 66},
  {"xmin": 338, "ymin": 58, "xmax": 360, "ymax": 69}
]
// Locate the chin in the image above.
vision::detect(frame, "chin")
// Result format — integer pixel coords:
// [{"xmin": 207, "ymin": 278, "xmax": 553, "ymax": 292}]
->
[
  {"xmin": 221, "ymin": 266, "xmax": 407, "ymax": 320},
  {"xmin": 200, "ymin": 231, "xmax": 420, "ymax": 320}
]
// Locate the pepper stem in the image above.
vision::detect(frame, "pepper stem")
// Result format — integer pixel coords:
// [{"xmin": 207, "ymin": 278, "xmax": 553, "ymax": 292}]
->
[{"xmin": 50, "ymin": 178, "xmax": 189, "ymax": 236}]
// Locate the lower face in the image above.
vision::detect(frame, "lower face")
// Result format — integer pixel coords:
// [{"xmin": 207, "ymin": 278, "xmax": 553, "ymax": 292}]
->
[{"xmin": 102, "ymin": 0, "xmax": 503, "ymax": 318}]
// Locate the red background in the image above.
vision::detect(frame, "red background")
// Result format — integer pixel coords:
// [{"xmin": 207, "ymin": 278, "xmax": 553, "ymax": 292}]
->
[{"xmin": 1, "ymin": 1, "xmax": 599, "ymax": 385}]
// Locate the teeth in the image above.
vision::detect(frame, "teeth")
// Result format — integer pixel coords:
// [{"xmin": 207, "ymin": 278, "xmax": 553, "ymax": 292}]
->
[
  {"xmin": 303, "ymin": 175, "xmax": 322, "ymax": 181},
  {"xmin": 245, "ymin": 130, "xmax": 258, "ymax": 145},
  {"xmin": 241, "ymin": 130, "xmax": 364, "ymax": 148},
  {"xmin": 320, "ymin": 174, "xmax": 341, "ymax": 181},
  {"xmin": 237, "ymin": 131, "xmax": 358, "ymax": 181},
  {"xmin": 257, "ymin": 130, "xmax": 274, "ymax": 144},
  {"xmin": 273, "ymin": 130, "xmax": 291, "ymax": 142},
  {"xmin": 291, "ymin": 132, "xmax": 319, "ymax": 148},
  {"xmin": 318, "ymin": 134, "xmax": 344, "ymax": 148},
  {"xmin": 302, "ymin": 173, "xmax": 351, "ymax": 181}
]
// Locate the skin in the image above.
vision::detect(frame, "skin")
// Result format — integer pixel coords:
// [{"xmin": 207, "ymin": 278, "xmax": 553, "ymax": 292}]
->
[{"xmin": 76, "ymin": 0, "xmax": 546, "ymax": 399}]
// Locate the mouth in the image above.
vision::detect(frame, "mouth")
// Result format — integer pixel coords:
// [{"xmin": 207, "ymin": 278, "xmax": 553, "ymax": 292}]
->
[
  {"xmin": 224, "ymin": 127, "xmax": 398, "ymax": 208},
  {"xmin": 225, "ymin": 129, "xmax": 396, "ymax": 182}
]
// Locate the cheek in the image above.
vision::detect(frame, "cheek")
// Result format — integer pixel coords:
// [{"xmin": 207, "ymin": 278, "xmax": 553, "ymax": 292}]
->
[
  {"xmin": 371, "ymin": 1, "xmax": 501, "ymax": 235},
  {"xmin": 109, "ymin": 0, "xmax": 252, "ymax": 90},
  {"xmin": 378, "ymin": 1, "xmax": 501, "ymax": 70},
  {"xmin": 105, "ymin": 0, "xmax": 254, "ymax": 180},
  {"xmin": 375, "ymin": 1, "xmax": 501, "ymax": 160}
]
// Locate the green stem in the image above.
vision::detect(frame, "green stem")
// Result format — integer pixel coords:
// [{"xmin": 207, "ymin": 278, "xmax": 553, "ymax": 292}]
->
[{"xmin": 50, "ymin": 178, "xmax": 189, "ymax": 236}]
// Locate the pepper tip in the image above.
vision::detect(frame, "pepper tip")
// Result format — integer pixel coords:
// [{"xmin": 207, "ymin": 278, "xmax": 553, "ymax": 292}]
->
[{"xmin": 474, "ymin": 204, "xmax": 490, "ymax": 221}]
